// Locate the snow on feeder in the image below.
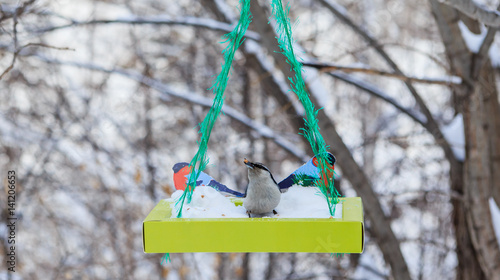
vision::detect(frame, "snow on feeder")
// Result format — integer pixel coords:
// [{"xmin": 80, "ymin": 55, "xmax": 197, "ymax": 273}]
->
[{"xmin": 142, "ymin": 0, "xmax": 364, "ymax": 255}]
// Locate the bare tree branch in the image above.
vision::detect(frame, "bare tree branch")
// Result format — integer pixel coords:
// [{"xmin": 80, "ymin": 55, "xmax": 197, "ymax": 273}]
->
[
  {"xmin": 318, "ymin": 0, "xmax": 462, "ymax": 193},
  {"xmin": 0, "ymin": 0, "xmax": 35, "ymax": 23},
  {"xmin": 441, "ymin": 0, "xmax": 500, "ymax": 27},
  {"xmin": 25, "ymin": 9, "xmax": 446, "ymax": 142},
  {"xmin": 472, "ymin": 4, "xmax": 500, "ymax": 78},
  {"xmin": 303, "ymin": 61, "xmax": 462, "ymax": 85},
  {"xmin": 32, "ymin": 55, "xmax": 308, "ymax": 162},
  {"xmin": 0, "ymin": 43, "xmax": 74, "ymax": 80},
  {"xmin": 33, "ymin": 15, "xmax": 260, "ymax": 41},
  {"xmin": 326, "ymin": 72, "xmax": 427, "ymax": 126}
]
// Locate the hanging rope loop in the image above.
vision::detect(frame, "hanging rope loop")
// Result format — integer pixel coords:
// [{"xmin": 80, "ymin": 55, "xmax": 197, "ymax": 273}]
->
[
  {"xmin": 176, "ymin": 0, "xmax": 340, "ymax": 218},
  {"xmin": 175, "ymin": 0, "xmax": 252, "ymax": 218},
  {"xmin": 270, "ymin": 0, "xmax": 339, "ymax": 214}
]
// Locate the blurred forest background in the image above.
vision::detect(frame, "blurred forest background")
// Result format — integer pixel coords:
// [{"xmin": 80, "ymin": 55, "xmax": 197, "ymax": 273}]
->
[{"xmin": 1, "ymin": 0, "xmax": 500, "ymax": 279}]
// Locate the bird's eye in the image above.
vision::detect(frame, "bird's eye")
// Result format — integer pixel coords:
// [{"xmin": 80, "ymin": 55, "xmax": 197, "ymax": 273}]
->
[{"xmin": 328, "ymin": 154, "xmax": 336, "ymax": 165}]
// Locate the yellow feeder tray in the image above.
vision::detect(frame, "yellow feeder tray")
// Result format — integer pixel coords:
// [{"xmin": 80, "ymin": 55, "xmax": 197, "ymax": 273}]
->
[{"xmin": 143, "ymin": 197, "xmax": 364, "ymax": 253}]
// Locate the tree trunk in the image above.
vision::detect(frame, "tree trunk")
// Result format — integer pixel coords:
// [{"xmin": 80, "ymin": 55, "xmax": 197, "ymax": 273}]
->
[
  {"xmin": 430, "ymin": 1, "xmax": 500, "ymax": 278},
  {"xmin": 451, "ymin": 171, "xmax": 486, "ymax": 280},
  {"xmin": 462, "ymin": 62, "xmax": 500, "ymax": 280}
]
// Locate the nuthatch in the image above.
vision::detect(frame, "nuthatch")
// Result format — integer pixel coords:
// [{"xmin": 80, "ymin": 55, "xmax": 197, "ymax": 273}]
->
[{"xmin": 243, "ymin": 158, "xmax": 281, "ymax": 217}]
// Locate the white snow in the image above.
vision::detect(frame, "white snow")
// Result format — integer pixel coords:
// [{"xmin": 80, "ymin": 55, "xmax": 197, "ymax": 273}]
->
[
  {"xmin": 276, "ymin": 186, "xmax": 343, "ymax": 218},
  {"xmin": 170, "ymin": 186, "xmax": 247, "ymax": 218},
  {"xmin": 458, "ymin": 21, "xmax": 487, "ymax": 53},
  {"xmin": 489, "ymin": 197, "xmax": 500, "ymax": 247},
  {"xmin": 458, "ymin": 21, "xmax": 500, "ymax": 65},
  {"xmin": 490, "ymin": 42, "xmax": 500, "ymax": 67},
  {"xmin": 441, "ymin": 114, "xmax": 465, "ymax": 161},
  {"xmin": 167, "ymin": 186, "xmax": 342, "ymax": 219}
]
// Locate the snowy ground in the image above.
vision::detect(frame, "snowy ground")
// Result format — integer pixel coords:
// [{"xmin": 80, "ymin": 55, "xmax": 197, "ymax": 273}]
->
[{"xmin": 168, "ymin": 186, "xmax": 343, "ymax": 219}]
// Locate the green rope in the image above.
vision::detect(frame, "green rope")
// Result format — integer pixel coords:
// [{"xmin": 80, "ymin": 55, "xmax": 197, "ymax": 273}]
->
[
  {"xmin": 269, "ymin": 0, "xmax": 339, "ymax": 215},
  {"xmin": 175, "ymin": 0, "xmax": 252, "ymax": 218},
  {"xmin": 160, "ymin": 253, "xmax": 171, "ymax": 265}
]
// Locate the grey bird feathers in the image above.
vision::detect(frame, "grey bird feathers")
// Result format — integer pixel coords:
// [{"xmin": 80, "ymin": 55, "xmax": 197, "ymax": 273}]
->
[{"xmin": 243, "ymin": 158, "xmax": 281, "ymax": 217}]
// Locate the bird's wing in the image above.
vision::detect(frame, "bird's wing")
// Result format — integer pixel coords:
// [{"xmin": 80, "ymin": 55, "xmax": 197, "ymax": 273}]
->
[{"xmin": 172, "ymin": 162, "xmax": 245, "ymax": 197}]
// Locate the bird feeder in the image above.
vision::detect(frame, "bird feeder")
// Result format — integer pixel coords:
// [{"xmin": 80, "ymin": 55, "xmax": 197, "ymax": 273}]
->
[
  {"xmin": 143, "ymin": 197, "xmax": 363, "ymax": 253},
  {"xmin": 142, "ymin": 0, "xmax": 364, "ymax": 255}
]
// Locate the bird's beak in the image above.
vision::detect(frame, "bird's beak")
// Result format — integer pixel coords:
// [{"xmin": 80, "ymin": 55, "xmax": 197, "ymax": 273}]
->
[{"xmin": 244, "ymin": 158, "xmax": 254, "ymax": 169}]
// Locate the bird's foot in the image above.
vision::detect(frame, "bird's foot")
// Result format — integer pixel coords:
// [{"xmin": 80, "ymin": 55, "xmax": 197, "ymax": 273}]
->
[
  {"xmin": 273, "ymin": 209, "xmax": 278, "ymax": 215},
  {"xmin": 246, "ymin": 210, "xmax": 251, "ymax": 218}
]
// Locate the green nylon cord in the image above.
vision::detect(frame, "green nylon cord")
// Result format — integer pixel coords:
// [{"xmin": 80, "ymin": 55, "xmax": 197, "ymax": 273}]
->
[
  {"xmin": 175, "ymin": 0, "xmax": 252, "ymax": 218},
  {"xmin": 163, "ymin": 0, "xmax": 339, "ymax": 264},
  {"xmin": 270, "ymin": 0, "xmax": 339, "ymax": 215},
  {"xmin": 174, "ymin": 0, "xmax": 338, "ymax": 218},
  {"xmin": 160, "ymin": 253, "xmax": 171, "ymax": 265}
]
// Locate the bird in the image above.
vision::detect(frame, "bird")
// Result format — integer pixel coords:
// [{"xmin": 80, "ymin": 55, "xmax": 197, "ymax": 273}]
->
[
  {"xmin": 243, "ymin": 158, "xmax": 281, "ymax": 217},
  {"xmin": 171, "ymin": 152, "xmax": 336, "ymax": 198},
  {"xmin": 277, "ymin": 153, "xmax": 336, "ymax": 191},
  {"xmin": 172, "ymin": 162, "xmax": 245, "ymax": 197}
]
